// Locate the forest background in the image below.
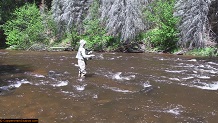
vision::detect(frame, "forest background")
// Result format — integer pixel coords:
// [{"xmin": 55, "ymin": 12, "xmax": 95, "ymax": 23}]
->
[{"xmin": 0, "ymin": 0, "xmax": 218, "ymax": 56}]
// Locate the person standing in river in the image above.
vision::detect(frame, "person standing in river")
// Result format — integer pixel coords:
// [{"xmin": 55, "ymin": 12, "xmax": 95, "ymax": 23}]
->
[{"xmin": 76, "ymin": 39, "xmax": 95, "ymax": 77}]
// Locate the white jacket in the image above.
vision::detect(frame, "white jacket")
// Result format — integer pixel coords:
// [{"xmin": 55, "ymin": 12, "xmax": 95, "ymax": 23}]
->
[{"xmin": 76, "ymin": 40, "xmax": 94, "ymax": 60}]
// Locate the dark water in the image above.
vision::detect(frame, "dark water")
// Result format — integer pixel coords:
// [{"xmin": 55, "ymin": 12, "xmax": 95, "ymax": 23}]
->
[{"xmin": 1, "ymin": 50, "xmax": 218, "ymax": 123}]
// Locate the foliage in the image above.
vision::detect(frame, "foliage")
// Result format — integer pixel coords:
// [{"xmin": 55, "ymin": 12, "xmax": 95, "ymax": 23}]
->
[
  {"xmin": 3, "ymin": 4, "xmax": 45, "ymax": 50},
  {"xmin": 143, "ymin": 0, "xmax": 179, "ymax": 52},
  {"xmin": 70, "ymin": 27, "xmax": 81, "ymax": 50},
  {"xmin": 82, "ymin": 0, "xmax": 113, "ymax": 51},
  {"xmin": 0, "ymin": 0, "xmax": 26, "ymax": 24},
  {"xmin": 41, "ymin": 8, "xmax": 59, "ymax": 44},
  {"xmin": 186, "ymin": 47, "xmax": 218, "ymax": 57}
]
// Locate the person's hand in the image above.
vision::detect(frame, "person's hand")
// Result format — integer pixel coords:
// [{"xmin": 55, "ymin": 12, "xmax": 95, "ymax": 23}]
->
[{"xmin": 88, "ymin": 51, "xmax": 93, "ymax": 54}]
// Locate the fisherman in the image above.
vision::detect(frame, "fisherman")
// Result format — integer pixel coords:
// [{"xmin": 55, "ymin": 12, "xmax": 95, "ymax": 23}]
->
[{"xmin": 76, "ymin": 39, "xmax": 95, "ymax": 77}]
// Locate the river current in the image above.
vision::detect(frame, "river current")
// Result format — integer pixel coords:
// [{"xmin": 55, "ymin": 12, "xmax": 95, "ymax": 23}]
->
[{"xmin": 0, "ymin": 50, "xmax": 218, "ymax": 123}]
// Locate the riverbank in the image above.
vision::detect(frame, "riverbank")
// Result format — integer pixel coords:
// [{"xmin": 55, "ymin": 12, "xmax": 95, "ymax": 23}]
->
[{"xmin": 1, "ymin": 43, "xmax": 218, "ymax": 57}]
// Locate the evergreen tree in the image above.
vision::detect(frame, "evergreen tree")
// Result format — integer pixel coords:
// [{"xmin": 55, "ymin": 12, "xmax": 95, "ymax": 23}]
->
[
  {"xmin": 51, "ymin": 0, "xmax": 146, "ymax": 43},
  {"xmin": 174, "ymin": 0, "xmax": 214, "ymax": 49},
  {"xmin": 51, "ymin": 0, "xmax": 90, "ymax": 36},
  {"xmin": 100, "ymin": 0, "xmax": 146, "ymax": 43}
]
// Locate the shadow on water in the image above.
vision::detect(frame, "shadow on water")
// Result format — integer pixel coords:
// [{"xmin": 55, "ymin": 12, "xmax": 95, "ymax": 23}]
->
[{"xmin": 0, "ymin": 63, "xmax": 33, "ymax": 95}]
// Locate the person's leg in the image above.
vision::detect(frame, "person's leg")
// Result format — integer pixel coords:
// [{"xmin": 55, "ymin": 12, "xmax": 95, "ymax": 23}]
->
[{"xmin": 78, "ymin": 59, "xmax": 86, "ymax": 77}]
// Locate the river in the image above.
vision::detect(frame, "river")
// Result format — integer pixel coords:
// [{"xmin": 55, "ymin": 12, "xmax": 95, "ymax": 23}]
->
[{"xmin": 0, "ymin": 50, "xmax": 218, "ymax": 123}]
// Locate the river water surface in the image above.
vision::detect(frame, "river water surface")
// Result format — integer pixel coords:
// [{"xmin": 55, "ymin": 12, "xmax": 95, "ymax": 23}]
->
[{"xmin": 0, "ymin": 50, "xmax": 218, "ymax": 123}]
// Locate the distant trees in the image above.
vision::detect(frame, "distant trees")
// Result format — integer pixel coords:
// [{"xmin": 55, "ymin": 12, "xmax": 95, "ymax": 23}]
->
[
  {"xmin": 51, "ymin": 0, "xmax": 90, "ymax": 37},
  {"xmin": 100, "ymin": 0, "xmax": 146, "ymax": 43},
  {"xmin": 174, "ymin": 0, "xmax": 215, "ymax": 49},
  {"xmin": 1, "ymin": 0, "xmax": 217, "ymax": 52},
  {"xmin": 49, "ymin": 0, "xmax": 218, "ymax": 52}
]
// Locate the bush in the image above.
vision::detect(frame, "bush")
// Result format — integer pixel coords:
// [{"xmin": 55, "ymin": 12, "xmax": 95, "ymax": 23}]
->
[
  {"xmin": 3, "ymin": 4, "xmax": 45, "ymax": 50},
  {"xmin": 143, "ymin": 0, "xmax": 179, "ymax": 52},
  {"xmin": 186, "ymin": 47, "xmax": 218, "ymax": 57}
]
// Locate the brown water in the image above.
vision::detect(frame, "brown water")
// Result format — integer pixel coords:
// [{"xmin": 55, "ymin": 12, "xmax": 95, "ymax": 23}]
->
[{"xmin": 0, "ymin": 50, "xmax": 218, "ymax": 123}]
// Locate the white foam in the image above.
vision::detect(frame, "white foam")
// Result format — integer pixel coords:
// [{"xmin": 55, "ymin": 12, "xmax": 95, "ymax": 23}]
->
[
  {"xmin": 112, "ymin": 72, "xmax": 135, "ymax": 81},
  {"xmin": 196, "ymin": 76, "xmax": 210, "ymax": 79},
  {"xmin": 15, "ymin": 79, "xmax": 31, "ymax": 87},
  {"xmin": 107, "ymin": 87, "xmax": 134, "ymax": 93},
  {"xmin": 52, "ymin": 81, "xmax": 68, "ymax": 87},
  {"xmin": 74, "ymin": 85, "xmax": 86, "ymax": 91},
  {"xmin": 169, "ymin": 78, "xmax": 180, "ymax": 81},
  {"xmin": 188, "ymin": 59, "xmax": 197, "ymax": 62},
  {"xmin": 165, "ymin": 70, "xmax": 186, "ymax": 73},
  {"xmin": 61, "ymin": 91, "xmax": 74, "ymax": 94},
  {"xmin": 181, "ymin": 82, "xmax": 218, "ymax": 91},
  {"xmin": 25, "ymin": 72, "xmax": 45, "ymax": 78},
  {"xmin": 182, "ymin": 77, "xmax": 194, "ymax": 80},
  {"xmin": 155, "ymin": 105, "xmax": 184, "ymax": 116},
  {"xmin": 165, "ymin": 107, "xmax": 182, "ymax": 115},
  {"xmin": 208, "ymin": 70, "xmax": 217, "ymax": 74},
  {"xmin": 93, "ymin": 94, "xmax": 98, "ymax": 99},
  {"xmin": 192, "ymin": 82, "xmax": 218, "ymax": 90},
  {"xmin": 0, "ymin": 79, "xmax": 31, "ymax": 90},
  {"xmin": 143, "ymin": 83, "xmax": 152, "ymax": 88},
  {"xmin": 182, "ymin": 64, "xmax": 195, "ymax": 68},
  {"xmin": 208, "ymin": 62, "xmax": 218, "ymax": 66},
  {"xmin": 117, "ymin": 56, "xmax": 122, "ymax": 58}
]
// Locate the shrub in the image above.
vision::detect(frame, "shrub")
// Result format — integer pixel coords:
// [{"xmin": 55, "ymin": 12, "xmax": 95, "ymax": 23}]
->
[
  {"xmin": 82, "ymin": 0, "xmax": 113, "ymax": 51},
  {"xmin": 3, "ymin": 4, "xmax": 45, "ymax": 50},
  {"xmin": 187, "ymin": 47, "xmax": 218, "ymax": 57},
  {"xmin": 143, "ymin": 0, "xmax": 179, "ymax": 52}
]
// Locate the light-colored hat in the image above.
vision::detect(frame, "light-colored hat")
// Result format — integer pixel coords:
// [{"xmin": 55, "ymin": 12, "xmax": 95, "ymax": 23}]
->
[{"xmin": 80, "ymin": 39, "xmax": 86, "ymax": 45}]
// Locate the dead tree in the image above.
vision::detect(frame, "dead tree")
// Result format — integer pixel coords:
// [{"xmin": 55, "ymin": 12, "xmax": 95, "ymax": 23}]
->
[
  {"xmin": 174, "ymin": 0, "xmax": 214, "ymax": 49},
  {"xmin": 51, "ymin": 0, "xmax": 91, "ymax": 36},
  {"xmin": 51, "ymin": 0, "xmax": 147, "ymax": 43},
  {"xmin": 208, "ymin": 0, "xmax": 218, "ymax": 43},
  {"xmin": 100, "ymin": 0, "xmax": 146, "ymax": 43}
]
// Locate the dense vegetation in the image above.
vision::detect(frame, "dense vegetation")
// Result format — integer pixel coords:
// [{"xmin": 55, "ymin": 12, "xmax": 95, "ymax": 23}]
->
[
  {"xmin": 0, "ymin": 0, "xmax": 217, "ymax": 56},
  {"xmin": 3, "ymin": 4, "xmax": 46, "ymax": 49},
  {"xmin": 142, "ymin": 0, "xmax": 179, "ymax": 52}
]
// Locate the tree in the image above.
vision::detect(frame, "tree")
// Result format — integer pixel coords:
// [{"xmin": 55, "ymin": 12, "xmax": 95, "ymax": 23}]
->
[
  {"xmin": 82, "ymin": 0, "xmax": 112, "ymax": 51},
  {"xmin": 143, "ymin": 0, "xmax": 179, "ymax": 52},
  {"xmin": 174, "ymin": 0, "xmax": 214, "ymax": 49},
  {"xmin": 51, "ymin": 0, "xmax": 90, "ymax": 37},
  {"xmin": 100, "ymin": 0, "xmax": 146, "ymax": 43},
  {"xmin": 208, "ymin": 0, "xmax": 218, "ymax": 43},
  {"xmin": 51, "ymin": 0, "xmax": 147, "ymax": 43},
  {"xmin": 3, "ymin": 4, "xmax": 45, "ymax": 49}
]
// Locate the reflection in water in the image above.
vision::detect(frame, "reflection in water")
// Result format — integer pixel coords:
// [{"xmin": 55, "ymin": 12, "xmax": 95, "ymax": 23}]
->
[{"xmin": 0, "ymin": 50, "xmax": 218, "ymax": 123}]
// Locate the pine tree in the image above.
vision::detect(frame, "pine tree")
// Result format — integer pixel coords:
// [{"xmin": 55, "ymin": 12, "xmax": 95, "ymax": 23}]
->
[
  {"xmin": 174, "ymin": 0, "xmax": 214, "ymax": 49},
  {"xmin": 100, "ymin": 0, "xmax": 146, "ymax": 43},
  {"xmin": 51, "ymin": 0, "xmax": 90, "ymax": 36},
  {"xmin": 51, "ymin": 0, "xmax": 146, "ymax": 43}
]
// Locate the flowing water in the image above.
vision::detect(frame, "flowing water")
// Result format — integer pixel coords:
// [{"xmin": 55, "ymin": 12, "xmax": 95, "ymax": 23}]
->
[{"xmin": 0, "ymin": 50, "xmax": 218, "ymax": 123}]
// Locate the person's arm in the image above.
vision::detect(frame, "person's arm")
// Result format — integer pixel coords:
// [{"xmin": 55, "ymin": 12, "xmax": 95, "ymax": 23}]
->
[{"xmin": 81, "ymin": 48, "xmax": 95, "ymax": 58}]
